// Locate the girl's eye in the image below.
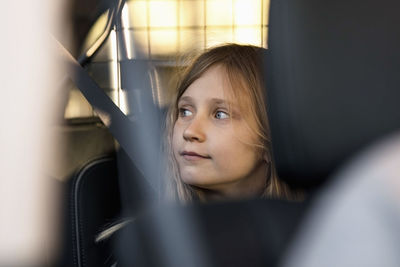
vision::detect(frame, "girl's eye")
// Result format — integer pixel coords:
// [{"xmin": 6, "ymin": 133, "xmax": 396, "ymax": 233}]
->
[
  {"xmin": 215, "ymin": 110, "xmax": 229, "ymax": 120},
  {"xmin": 179, "ymin": 108, "xmax": 193, "ymax": 117}
]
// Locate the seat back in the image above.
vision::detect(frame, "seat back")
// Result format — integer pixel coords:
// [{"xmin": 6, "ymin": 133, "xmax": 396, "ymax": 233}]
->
[
  {"xmin": 61, "ymin": 156, "xmax": 121, "ymax": 267},
  {"xmin": 265, "ymin": 0, "xmax": 400, "ymax": 188}
]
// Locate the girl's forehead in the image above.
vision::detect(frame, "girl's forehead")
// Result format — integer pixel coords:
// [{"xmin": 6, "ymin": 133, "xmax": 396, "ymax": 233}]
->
[{"xmin": 180, "ymin": 65, "xmax": 238, "ymax": 101}]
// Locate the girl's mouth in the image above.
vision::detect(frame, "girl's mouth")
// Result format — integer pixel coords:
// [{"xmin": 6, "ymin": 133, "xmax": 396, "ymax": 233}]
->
[{"xmin": 181, "ymin": 151, "xmax": 211, "ymax": 160}]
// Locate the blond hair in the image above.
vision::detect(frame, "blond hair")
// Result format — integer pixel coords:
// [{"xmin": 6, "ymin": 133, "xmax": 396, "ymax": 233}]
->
[{"xmin": 165, "ymin": 43, "xmax": 295, "ymax": 203}]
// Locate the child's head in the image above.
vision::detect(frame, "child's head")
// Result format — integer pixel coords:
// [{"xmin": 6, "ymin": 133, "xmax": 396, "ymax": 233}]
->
[{"xmin": 165, "ymin": 44, "xmax": 289, "ymax": 203}]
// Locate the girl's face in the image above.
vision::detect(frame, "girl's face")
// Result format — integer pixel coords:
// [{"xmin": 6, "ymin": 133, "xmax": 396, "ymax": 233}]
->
[{"xmin": 172, "ymin": 65, "xmax": 267, "ymax": 200}]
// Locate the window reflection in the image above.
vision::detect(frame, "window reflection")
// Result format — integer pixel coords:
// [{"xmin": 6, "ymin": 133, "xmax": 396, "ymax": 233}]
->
[{"xmin": 65, "ymin": 0, "xmax": 270, "ymax": 118}]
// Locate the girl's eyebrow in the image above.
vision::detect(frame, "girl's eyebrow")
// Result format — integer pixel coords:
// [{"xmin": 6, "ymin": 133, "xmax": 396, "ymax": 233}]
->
[
  {"xmin": 178, "ymin": 96, "xmax": 193, "ymax": 104},
  {"xmin": 210, "ymin": 98, "xmax": 229, "ymax": 105},
  {"xmin": 210, "ymin": 98, "xmax": 241, "ymax": 115},
  {"xmin": 210, "ymin": 98, "xmax": 241, "ymax": 110},
  {"xmin": 179, "ymin": 96, "xmax": 237, "ymax": 108}
]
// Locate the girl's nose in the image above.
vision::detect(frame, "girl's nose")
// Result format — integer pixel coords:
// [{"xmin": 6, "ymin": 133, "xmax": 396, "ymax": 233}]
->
[{"xmin": 183, "ymin": 116, "xmax": 206, "ymax": 142}]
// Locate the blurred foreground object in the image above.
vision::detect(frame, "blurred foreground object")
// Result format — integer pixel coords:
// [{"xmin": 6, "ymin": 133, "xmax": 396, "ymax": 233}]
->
[
  {"xmin": 283, "ymin": 132, "xmax": 400, "ymax": 267},
  {"xmin": 265, "ymin": 0, "xmax": 400, "ymax": 266},
  {"xmin": 0, "ymin": 0, "xmax": 66, "ymax": 265}
]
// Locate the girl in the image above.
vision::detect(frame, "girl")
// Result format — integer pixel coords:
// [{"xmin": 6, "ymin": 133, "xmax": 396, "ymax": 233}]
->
[
  {"xmin": 95, "ymin": 43, "xmax": 296, "ymax": 247},
  {"xmin": 165, "ymin": 43, "xmax": 293, "ymax": 203}
]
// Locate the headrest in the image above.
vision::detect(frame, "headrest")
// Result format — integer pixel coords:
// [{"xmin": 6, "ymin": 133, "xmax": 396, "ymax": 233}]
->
[{"xmin": 264, "ymin": 0, "xmax": 400, "ymax": 188}]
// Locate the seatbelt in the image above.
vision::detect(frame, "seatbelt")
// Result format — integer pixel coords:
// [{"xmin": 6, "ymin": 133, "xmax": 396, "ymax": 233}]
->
[{"xmin": 55, "ymin": 38, "xmax": 160, "ymax": 192}]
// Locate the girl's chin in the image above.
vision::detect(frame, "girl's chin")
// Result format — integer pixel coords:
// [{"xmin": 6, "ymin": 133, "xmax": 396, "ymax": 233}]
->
[
  {"xmin": 180, "ymin": 169, "xmax": 226, "ymax": 189},
  {"xmin": 180, "ymin": 175, "xmax": 201, "ymax": 186},
  {"xmin": 181, "ymin": 174, "xmax": 210, "ymax": 188},
  {"xmin": 181, "ymin": 177, "xmax": 222, "ymax": 191}
]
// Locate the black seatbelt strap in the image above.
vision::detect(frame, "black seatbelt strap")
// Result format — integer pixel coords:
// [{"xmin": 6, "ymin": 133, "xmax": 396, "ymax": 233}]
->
[{"xmin": 55, "ymin": 38, "xmax": 159, "ymax": 192}]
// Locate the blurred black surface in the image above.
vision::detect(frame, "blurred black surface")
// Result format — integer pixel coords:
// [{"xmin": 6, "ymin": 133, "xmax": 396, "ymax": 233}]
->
[
  {"xmin": 116, "ymin": 199, "xmax": 308, "ymax": 267},
  {"xmin": 265, "ymin": 0, "xmax": 400, "ymax": 188}
]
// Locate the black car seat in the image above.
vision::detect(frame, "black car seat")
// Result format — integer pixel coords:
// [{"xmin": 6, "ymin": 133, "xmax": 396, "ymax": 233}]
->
[
  {"xmin": 60, "ymin": 155, "xmax": 121, "ymax": 267},
  {"xmin": 265, "ymin": 0, "xmax": 400, "ymax": 190},
  {"xmin": 265, "ymin": 0, "xmax": 400, "ymax": 265}
]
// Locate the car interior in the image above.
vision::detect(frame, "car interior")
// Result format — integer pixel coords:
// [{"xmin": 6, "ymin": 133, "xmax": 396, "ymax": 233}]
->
[{"xmin": 54, "ymin": 0, "xmax": 400, "ymax": 266}]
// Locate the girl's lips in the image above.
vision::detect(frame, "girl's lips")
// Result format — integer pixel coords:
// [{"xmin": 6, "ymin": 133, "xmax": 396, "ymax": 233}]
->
[{"xmin": 180, "ymin": 151, "xmax": 211, "ymax": 160}]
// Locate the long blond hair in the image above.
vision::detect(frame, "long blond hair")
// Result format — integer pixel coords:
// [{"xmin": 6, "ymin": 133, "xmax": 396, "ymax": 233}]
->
[{"xmin": 165, "ymin": 43, "xmax": 294, "ymax": 203}]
